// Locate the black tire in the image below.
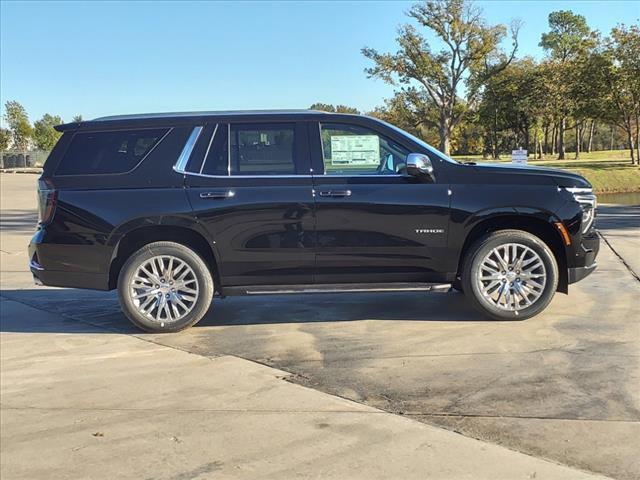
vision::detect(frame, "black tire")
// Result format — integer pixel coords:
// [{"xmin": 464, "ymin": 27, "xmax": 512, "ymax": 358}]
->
[
  {"xmin": 461, "ymin": 229, "xmax": 558, "ymax": 320},
  {"xmin": 117, "ymin": 241, "xmax": 214, "ymax": 333}
]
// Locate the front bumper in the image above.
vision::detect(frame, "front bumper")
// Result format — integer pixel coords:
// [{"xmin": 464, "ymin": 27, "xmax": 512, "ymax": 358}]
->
[
  {"xmin": 567, "ymin": 230, "xmax": 599, "ymax": 285},
  {"xmin": 568, "ymin": 262, "xmax": 597, "ymax": 284}
]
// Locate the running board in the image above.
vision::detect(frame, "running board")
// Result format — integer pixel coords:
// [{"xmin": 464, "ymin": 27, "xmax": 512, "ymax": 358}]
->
[{"xmin": 223, "ymin": 282, "xmax": 452, "ymax": 296}]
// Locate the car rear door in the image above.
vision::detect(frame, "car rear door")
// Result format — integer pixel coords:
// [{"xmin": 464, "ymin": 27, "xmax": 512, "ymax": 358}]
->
[
  {"xmin": 309, "ymin": 120, "xmax": 451, "ymax": 284},
  {"xmin": 182, "ymin": 121, "xmax": 315, "ymax": 287}
]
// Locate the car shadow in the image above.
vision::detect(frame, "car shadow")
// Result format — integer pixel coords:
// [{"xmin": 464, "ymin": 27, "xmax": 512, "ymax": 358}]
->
[{"xmin": 0, "ymin": 288, "xmax": 491, "ymax": 334}]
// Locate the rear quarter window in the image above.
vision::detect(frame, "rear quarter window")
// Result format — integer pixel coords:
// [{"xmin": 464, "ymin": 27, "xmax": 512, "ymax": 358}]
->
[{"xmin": 55, "ymin": 128, "xmax": 169, "ymax": 175}]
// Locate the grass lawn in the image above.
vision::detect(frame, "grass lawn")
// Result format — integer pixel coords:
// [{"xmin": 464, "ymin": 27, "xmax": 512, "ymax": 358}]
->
[{"xmin": 452, "ymin": 150, "xmax": 640, "ymax": 194}]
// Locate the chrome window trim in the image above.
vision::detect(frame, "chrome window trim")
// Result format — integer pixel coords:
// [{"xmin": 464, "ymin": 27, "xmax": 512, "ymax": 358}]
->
[
  {"xmin": 227, "ymin": 123, "xmax": 232, "ymax": 175},
  {"xmin": 318, "ymin": 173, "xmax": 404, "ymax": 178},
  {"xmin": 182, "ymin": 171, "xmax": 312, "ymax": 179},
  {"xmin": 199, "ymin": 124, "xmax": 219, "ymax": 174},
  {"xmin": 173, "ymin": 126, "xmax": 203, "ymax": 174},
  {"xmin": 179, "ymin": 170, "xmax": 402, "ymax": 179}
]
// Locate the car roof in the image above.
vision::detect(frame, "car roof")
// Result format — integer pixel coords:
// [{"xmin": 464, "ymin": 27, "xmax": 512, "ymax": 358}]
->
[
  {"xmin": 55, "ymin": 109, "xmax": 365, "ymax": 131},
  {"xmin": 92, "ymin": 109, "xmax": 325, "ymax": 121}
]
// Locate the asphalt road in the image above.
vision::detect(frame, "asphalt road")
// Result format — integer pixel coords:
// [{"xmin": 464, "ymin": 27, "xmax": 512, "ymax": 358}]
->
[{"xmin": 1, "ymin": 173, "xmax": 639, "ymax": 479}]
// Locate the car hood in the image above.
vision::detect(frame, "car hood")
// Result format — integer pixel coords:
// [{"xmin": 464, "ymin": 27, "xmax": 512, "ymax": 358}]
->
[{"xmin": 470, "ymin": 162, "xmax": 591, "ymax": 188}]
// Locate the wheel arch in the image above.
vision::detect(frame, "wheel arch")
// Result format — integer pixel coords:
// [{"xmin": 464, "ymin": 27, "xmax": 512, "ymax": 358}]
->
[
  {"xmin": 456, "ymin": 214, "xmax": 569, "ymax": 293},
  {"xmin": 109, "ymin": 225, "xmax": 220, "ymax": 291}
]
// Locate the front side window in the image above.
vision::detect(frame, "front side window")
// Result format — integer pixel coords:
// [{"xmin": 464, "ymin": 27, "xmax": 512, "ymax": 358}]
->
[
  {"xmin": 56, "ymin": 128, "xmax": 168, "ymax": 175},
  {"xmin": 320, "ymin": 123, "xmax": 409, "ymax": 176},
  {"xmin": 230, "ymin": 124, "xmax": 296, "ymax": 175}
]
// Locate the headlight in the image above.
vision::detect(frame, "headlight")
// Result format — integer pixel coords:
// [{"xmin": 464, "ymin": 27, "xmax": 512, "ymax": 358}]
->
[{"xmin": 565, "ymin": 187, "xmax": 597, "ymax": 233}]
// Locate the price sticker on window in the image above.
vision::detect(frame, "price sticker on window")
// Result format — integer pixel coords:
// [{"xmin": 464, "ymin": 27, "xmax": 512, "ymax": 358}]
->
[{"xmin": 330, "ymin": 135, "xmax": 380, "ymax": 166}]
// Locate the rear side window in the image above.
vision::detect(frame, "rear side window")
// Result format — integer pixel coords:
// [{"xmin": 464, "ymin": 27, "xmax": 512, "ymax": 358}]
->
[
  {"xmin": 230, "ymin": 124, "xmax": 295, "ymax": 175},
  {"xmin": 202, "ymin": 124, "xmax": 229, "ymax": 175},
  {"xmin": 56, "ymin": 128, "xmax": 169, "ymax": 175}
]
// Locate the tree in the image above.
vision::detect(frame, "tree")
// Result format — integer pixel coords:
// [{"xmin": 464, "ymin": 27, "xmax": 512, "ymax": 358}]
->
[
  {"xmin": 3, "ymin": 101, "xmax": 32, "ymax": 150},
  {"xmin": 72, "ymin": 114, "xmax": 83, "ymax": 123},
  {"xmin": 0, "ymin": 128, "xmax": 10, "ymax": 150},
  {"xmin": 478, "ymin": 58, "xmax": 542, "ymax": 158},
  {"xmin": 309, "ymin": 103, "xmax": 360, "ymax": 114},
  {"xmin": 592, "ymin": 24, "xmax": 640, "ymax": 164},
  {"xmin": 540, "ymin": 11, "xmax": 596, "ymax": 62},
  {"xmin": 362, "ymin": 0, "xmax": 519, "ymax": 155},
  {"xmin": 33, "ymin": 114, "xmax": 63, "ymax": 151},
  {"xmin": 539, "ymin": 11, "xmax": 597, "ymax": 159},
  {"xmin": 368, "ymin": 90, "xmax": 440, "ymax": 145}
]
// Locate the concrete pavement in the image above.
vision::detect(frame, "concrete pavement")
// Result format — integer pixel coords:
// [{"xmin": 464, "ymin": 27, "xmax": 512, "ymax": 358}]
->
[
  {"xmin": 1, "ymin": 173, "xmax": 638, "ymax": 479},
  {"xmin": 1, "ymin": 300, "xmax": 608, "ymax": 480},
  {"xmin": 597, "ymin": 204, "xmax": 640, "ymax": 278}
]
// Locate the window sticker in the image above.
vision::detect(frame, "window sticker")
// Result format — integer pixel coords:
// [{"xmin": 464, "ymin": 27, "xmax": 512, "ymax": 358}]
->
[{"xmin": 330, "ymin": 135, "xmax": 379, "ymax": 166}]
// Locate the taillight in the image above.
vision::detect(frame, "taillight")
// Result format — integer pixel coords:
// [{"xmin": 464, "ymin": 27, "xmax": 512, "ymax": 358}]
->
[{"xmin": 37, "ymin": 178, "xmax": 57, "ymax": 225}]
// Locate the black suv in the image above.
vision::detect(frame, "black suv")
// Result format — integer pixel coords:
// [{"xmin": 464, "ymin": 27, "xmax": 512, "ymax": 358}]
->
[{"xmin": 29, "ymin": 110, "xmax": 599, "ymax": 332}]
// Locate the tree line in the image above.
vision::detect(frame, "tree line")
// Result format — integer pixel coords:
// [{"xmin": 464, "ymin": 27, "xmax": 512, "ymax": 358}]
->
[
  {"xmin": 0, "ymin": 101, "xmax": 82, "ymax": 152},
  {"xmin": 3, "ymin": 1, "xmax": 637, "ymax": 164},
  {"xmin": 317, "ymin": 1, "xmax": 639, "ymax": 164}
]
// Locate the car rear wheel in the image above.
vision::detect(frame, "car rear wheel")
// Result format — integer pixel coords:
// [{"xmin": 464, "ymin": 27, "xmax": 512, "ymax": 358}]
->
[
  {"xmin": 461, "ymin": 230, "xmax": 558, "ymax": 320},
  {"xmin": 117, "ymin": 241, "xmax": 214, "ymax": 332}
]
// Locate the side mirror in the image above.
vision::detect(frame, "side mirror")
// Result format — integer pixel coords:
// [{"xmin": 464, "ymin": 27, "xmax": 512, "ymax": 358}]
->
[{"xmin": 406, "ymin": 153, "xmax": 434, "ymax": 181}]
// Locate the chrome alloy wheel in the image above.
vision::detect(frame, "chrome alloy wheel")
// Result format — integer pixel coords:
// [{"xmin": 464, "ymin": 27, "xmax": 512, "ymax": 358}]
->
[
  {"xmin": 477, "ymin": 243, "xmax": 546, "ymax": 313},
  {"xmin": 129, "ymin": 255, "xmax": 199, "ymax": 325}
]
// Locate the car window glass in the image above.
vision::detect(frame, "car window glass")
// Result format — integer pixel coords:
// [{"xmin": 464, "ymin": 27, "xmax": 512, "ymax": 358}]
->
[
  {"xmin": 185, "ymin": 124, "xmax": 215, "ymax": 174},
  {"xmin": 230, "ymin": 124, "xmax": 296, "ymax": 175},
  {"xmin": 320, "ymin": 123, "xmax": 409, "ymax": 176},
  {"xmin": 201, "ymin": 124, "xmax": 229, "ymax": 175},
  {"xmin": 56, "ymin": 128, "xmax": 168, "ymax": 175}
]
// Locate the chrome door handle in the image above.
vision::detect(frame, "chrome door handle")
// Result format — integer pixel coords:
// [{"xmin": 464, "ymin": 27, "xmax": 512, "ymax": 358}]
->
[
  {"xmin": 200, "ymin": 190, "xmax": 235, "ymax": 199},
  {"xmin": 319, "ymin": 190, "xmax": 352, "ymax": 198}
]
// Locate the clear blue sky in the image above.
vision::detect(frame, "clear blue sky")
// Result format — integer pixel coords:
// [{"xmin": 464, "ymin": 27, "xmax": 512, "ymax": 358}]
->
[{"xmin": 1, "ymin": 0, "xmax": 638, "ymax": 124}]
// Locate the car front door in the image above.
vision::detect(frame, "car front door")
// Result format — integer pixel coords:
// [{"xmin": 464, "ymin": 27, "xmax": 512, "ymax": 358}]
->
[
  {"xmin": 310, "ymin": 121, "xmax": 451, "ymax": 284},
  {"xmin": 183, "ymin": 121, "xmax": 315, "ymax": 286}
]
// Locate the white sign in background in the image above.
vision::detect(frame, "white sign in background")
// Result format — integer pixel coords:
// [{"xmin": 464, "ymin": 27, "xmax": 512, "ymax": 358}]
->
[
  {"xmin": 330, "ymin": 135, "xmax": 380, "ymax": 166},
  {"xmin": 512, "ymin": 149, "xmax": 528, "ymax": 165}
]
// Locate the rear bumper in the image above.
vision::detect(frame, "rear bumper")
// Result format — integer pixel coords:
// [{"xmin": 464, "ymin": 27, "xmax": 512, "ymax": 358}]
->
[
  {"xmin": 29, "ymin": 265, "xmax": 109, "ymax": 290},
  {"xmin": 29, "ymin": 231, "xmax": 110, "ymax": 291},
  {"xmin": 568, "ymin": 262, "xmax": 597, "ymax": 284}
]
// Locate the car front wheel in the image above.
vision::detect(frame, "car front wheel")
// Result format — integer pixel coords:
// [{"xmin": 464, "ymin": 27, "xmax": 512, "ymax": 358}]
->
[
  {"xmin": 461, "ymin": 230, "xmax": 558, "ymax": 320},
  {"xmin": 117, "ymin": 241, "xmax": 214, "ymax": 332}
]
